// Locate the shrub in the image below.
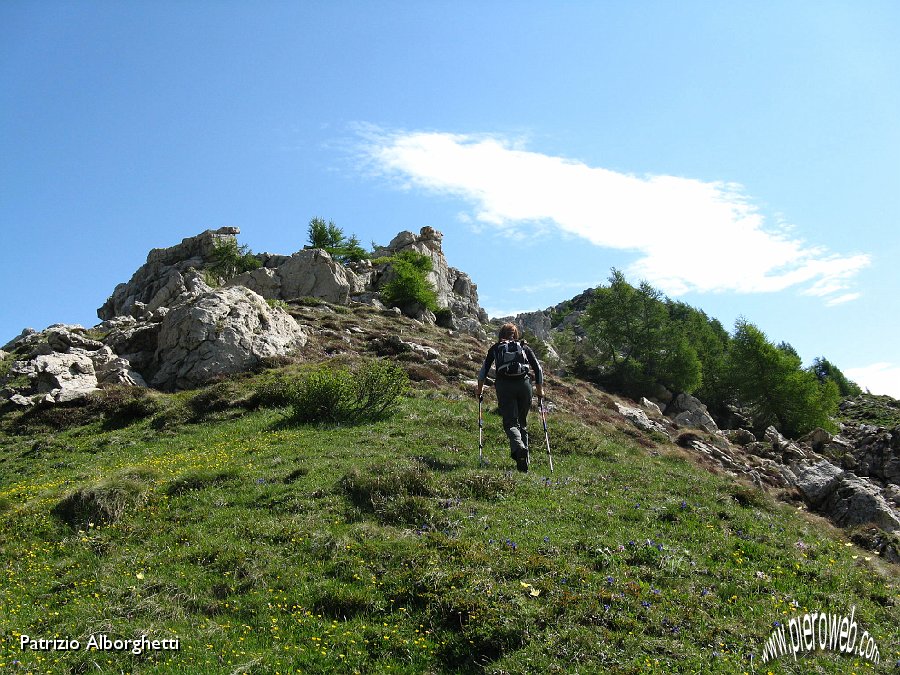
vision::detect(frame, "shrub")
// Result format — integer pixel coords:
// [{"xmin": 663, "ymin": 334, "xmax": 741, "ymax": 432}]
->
[
  {"xmin": 262, "ymin": 359, "xmax": 409, "ymax": 425},
  {"xmin": 188, "ymin": 381, "xmax": 254, "ymax": 419},
  {"xmin": 209, "ymin": 239, "xmax": 261, "ymax": 280},
  {"xmin": 380, "ymin": 250, "xmax": 439, "ymax": 313}
]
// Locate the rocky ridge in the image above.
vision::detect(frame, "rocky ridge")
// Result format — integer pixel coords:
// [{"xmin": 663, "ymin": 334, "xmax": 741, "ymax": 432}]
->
[{"xmin": 2, "ymin": 226, "xmax": 487, "ymax": 400}]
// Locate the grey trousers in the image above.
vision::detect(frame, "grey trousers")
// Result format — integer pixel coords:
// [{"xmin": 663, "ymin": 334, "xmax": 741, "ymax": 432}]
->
[{"xmin": 495, "ymin": 375, "xmax": 532, "ymax": 459}]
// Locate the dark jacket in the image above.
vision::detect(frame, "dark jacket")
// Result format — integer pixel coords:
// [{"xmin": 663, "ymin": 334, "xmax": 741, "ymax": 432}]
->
[{"xmin": 477, "ymin": 340, "xmax": 543, "ymax": 385}]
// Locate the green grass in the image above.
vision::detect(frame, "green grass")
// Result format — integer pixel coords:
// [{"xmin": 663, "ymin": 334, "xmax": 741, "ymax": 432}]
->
[{"xmin": 1, "ymin": 382, "xmax": 898, "ymax": 674}]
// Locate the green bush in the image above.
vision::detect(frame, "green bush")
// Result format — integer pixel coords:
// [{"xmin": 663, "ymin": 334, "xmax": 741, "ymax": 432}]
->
[
  {"xmin": 209, "ymin": 239, "xmax": 261, "ymax": 280},
  {"xmin": 259, "ymin": 359, "xmax": 409, "ymax": 424},
  {"xmin": 380, "ymin": 250, "xmax": 439, "ymax": 313}
]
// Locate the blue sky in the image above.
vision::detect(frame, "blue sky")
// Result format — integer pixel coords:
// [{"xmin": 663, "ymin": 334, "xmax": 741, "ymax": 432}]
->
[{"xmin": 2, "ymin": 1, "xmax": 898, "ymax": 396}]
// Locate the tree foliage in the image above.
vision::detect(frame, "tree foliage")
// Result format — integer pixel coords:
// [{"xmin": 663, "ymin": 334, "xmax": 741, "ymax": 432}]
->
[
  {"xmin": 581, "ymin": 269, "xmax": 701, "ymax": 398},
  {"xmin": 812, "ymin": 356, "xmax": 863, "ymax": 397},
  {"xmin": 209, "ymin": 239, "xmax": 261, "ymax": 280},
  {"xmin": 306, "ymin": 217, "xmax": 368, "ymax": 264},
  {"xmin": 726, "ymin": 320, "xmax": 840, "ymax": 436},
  {"xmin": 380, "ymin": 250, "xmax": 439, "ymax": 313},
  {"xmin": 573, "ymin": 269, "xmax": 843, "ymax": 437}
]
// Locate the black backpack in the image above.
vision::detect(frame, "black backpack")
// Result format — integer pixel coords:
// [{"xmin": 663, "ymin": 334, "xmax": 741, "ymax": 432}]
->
[{"xmin": 495, "ymin": 340, "xmax": 530, "ymax": 378}]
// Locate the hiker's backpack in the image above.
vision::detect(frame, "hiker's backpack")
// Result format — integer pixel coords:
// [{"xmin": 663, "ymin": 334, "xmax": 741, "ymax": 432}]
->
[{"xmin": 495, "ymin": 340, "xmax": 530, "ymax": 378}]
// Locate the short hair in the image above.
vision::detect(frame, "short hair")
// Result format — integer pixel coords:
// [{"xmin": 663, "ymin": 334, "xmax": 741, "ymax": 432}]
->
[{"xmin": 498, "ymin": 322, "xmax": 520, "ymax": 341}]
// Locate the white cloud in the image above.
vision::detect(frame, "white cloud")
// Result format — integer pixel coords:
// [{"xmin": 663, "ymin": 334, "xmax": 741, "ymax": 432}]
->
[
  {"xmin": 844, "ymin": 363, "xmax": 900, "ymax": 399},
  {"xmin": 360, "ymin": 129, "xmax": 870, "ymax": 302},
  {"xmin": 824, "ymin": 292, "xmax": 861, "ymax": 307}
]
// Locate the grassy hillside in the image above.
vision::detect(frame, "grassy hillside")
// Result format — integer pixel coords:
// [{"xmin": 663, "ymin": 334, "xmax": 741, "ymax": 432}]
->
[{"xmin": 1, "ymin": 305, "xmax": 897, "ymax": 674}]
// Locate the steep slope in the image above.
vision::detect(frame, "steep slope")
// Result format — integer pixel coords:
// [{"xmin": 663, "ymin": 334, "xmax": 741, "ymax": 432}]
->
[{"xmin": 1, "ymin": 303, "xmax": 897, "ymax": 674}]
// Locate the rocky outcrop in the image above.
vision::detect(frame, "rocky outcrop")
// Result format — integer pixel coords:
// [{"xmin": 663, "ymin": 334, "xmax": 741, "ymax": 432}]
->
[
  {"xmin": 509, "ymin": 311, "xmax": 553, "ymax": 342},
  {"xmin": 836, "ymin": 423, "xmax": 900, "ymax": 485},
  {"xmin": 151, "ymin": 286, "xmax": 306, "ymax": 390},
  {"xmin": 4, "ymin": 226, "xmax": 492, "ymax": 404},
  {"xmin": 371, "ymin": 227, "xmax": 488, "ymax": 325},
  {"xmin": 1, "ymin": 325, "xmax": 146, "ymax": 404},
  {"xmin": 98, "ymin": 228, "xmax": 239, "ymax": 320},
  {"xmin": 228, "ymin": 248, "xmax": 356, "ymax": 305},
  {"xmin": 611, "ymin": 396, "xmax": 900, "ymax": 558},
  {"xmin": 615, "ymin": 402, "xmax": 670, "ymax": 436}
]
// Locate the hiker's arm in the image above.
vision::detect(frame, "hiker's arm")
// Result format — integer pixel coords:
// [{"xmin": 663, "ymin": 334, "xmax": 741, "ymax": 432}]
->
[
  {"xmin": 525, "ymin": 346, "xmax": 544, "ymax": 397},
  {"xmin": 475, "ymin": 347, "xmax": 495, "ymax": 397}
]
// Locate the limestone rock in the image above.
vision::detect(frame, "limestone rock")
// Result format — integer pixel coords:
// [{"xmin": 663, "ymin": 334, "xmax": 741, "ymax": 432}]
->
[
  {"xmin": 724, "ymin": 428, "xmax": 757, "ymax": 446},
  {"xmin": 837, "ymin": 423, "xmax": 899, "ymax": 486},
  {"xmin": 151, "ymin": 286, "xmax": 306, "ymax": 390},
  {"xmin": 455, "ymin": 317, "xmax": 488, "ymax": 341},
  {"xmin": 104, "ymin": 321, "xmax": 162, "ymax": 373},
  {"xmin": 639, "ymin": 397, "xmax": 663, "ymax": 417},
  {"xmin": 91, "ymin": 347, "xmax": 148, "ymax": 387},
  {"xmin": 2, "ymin": 328, "xmax": 37, "ymax": 352},
  {"xmin": 372, "ymin": 227, "xmax": 488, "ymax": 323},
  {"xmin": 793, "ymin": 460, "xmax": 844, "ymax": 507},
  {"xmin": 386, "ymin": 336, "xmax": 440, "ymax": 360},
  {"xmin": 230, "ymin": 248, "xmax": 356, "ymax": 305},
  {"xmin": 822, "ymin": 475, "xmax": 900, "ymax": 533},
  {"xmin": 615, "ymin": 402, "xmax": 669, "ymax": 437},
  {"xmin": 13, "ymin": 350, "xmax": 100, "ymax": 403},
  {"xmin": 666, "ymin": 393, "xmax": 720, "ymax": 434},
  {"xmin": 509, "ymin": 311, "xmax": 552, "ymax": 341},
  {"xmin": 98, "ymin": 228, "xmax": 236, "ymax": 320},
  {"xmin": 799, "ymin": 427, "xmax": 833, "ymax": 451},
  {"xmin": 47, "ymin": 329, "xmax": 104, "ymax": 353}
]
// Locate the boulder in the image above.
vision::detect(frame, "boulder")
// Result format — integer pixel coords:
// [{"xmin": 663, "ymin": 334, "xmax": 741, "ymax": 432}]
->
[
  {"xmin": 799, "ymin": 427, "xmax": 833, "ymax": 451},
  {"xmin": 822, "ymin": 475, "xmax": 900, "ymax": 533},
  {"xmin": 724, "ymin": 428, "xmax": 757, "ymax": 446},
  {"xmin": 230, "ymin": 248, "xmax": 356, "ymax": 305},
  {"xmin": 615, "ymin": 402, "xmax": 669, "ymax": 437},
  {"xmin": 455, "ymin": 317, "xmax": 488, "ymax": 341},
  {"xmin": 792, "ymin": 460, "xmax": 844, "ymax": 507},
  {"xmin": 150, "ymin": 286, "xmax": 306, "ymax": 390},
  {"xmin": 510, "ymin": 311, "xmax": 553, "ymax": 342},
  {"xmin": 91, "ymin": 347, "xmax": 147, "ymax": 387},
  {"xmin": 46, "ymin": 329, "xmax": 104, "ymax": 353},
  {"xmin": 666, "ymin": 393, "xmax": 720, "ymax": 434},
  {"xmin": 10, "ymin": 350, "xmax": 100, "ymax": 403},
  {"xmin": 229, "ymin": 266, "xmax": 282, "ymax": 300}
]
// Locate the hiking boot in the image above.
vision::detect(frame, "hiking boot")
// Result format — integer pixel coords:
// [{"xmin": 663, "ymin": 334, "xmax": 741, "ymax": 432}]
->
[{"xmin": 514, "ymin": 449, "xmax": 529, "ymax": 473}]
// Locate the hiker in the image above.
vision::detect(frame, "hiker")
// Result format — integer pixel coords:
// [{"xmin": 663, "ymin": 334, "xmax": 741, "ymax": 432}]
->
[{"xmin": 475, "ymin": 322, "xmax": 544, "ymax": 472}]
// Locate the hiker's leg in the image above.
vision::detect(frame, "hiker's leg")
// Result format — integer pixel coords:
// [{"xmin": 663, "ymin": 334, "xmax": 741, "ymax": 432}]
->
[
  {"xmin": 518, "ymin": 378, "xmax": 533, "ymax": 451},
  {"xmin": 496, "ymin": 378, "xmax": 527, "ymax": 459}
]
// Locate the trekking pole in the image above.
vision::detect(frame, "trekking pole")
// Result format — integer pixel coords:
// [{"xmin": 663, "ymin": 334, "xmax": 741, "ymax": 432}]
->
[
  {"xmin": 478, "ymin": 394, "xmax": 484, "ymax": 466},
  {"xmin": 539, "ymin": 396, "xmax": 554, "ymax": 473}
]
